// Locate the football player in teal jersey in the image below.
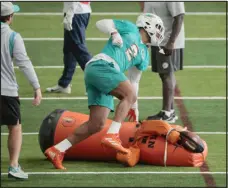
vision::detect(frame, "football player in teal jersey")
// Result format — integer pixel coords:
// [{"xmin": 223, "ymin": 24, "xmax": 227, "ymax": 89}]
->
[{"xmin": 45, "ymin": 13, "xmax": 165, "ymax": 169}]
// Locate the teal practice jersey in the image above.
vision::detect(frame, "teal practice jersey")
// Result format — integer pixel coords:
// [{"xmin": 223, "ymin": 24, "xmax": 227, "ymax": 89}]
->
[{"xmin": 101, "ymin": 20, "xmax": 149, "ymax": 72}]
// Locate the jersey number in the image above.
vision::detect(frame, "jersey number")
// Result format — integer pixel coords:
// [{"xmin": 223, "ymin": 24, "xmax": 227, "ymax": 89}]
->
[{"xmin": 125, "ymin": 44, "xmax": 139, "ymax": 61}]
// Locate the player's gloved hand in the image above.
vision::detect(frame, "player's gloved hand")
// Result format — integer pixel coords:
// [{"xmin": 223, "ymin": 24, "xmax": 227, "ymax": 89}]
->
[
  {"xmin": 163, "ymin": 41, "xmax": 174, "ymax": 56},
  {"xmin": 111, "ymin": 31, "xmax": 123, "ymax": 48},
  {"xmin": 63, "ymin": 8, "xmax": 74, "ymax": 31},
  {"xmin": 126, "ymin": 108, "xmax": 139, "ymax": 122}
]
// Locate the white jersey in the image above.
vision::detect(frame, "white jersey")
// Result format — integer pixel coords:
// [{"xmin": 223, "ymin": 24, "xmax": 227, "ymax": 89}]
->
[
  {"xmin": 144, "ymin": 2, "xmax": 185, "ymax": 49},
  {"xmin": 63, "ymin": 2, "xmax": 91, "ymax": 14}
]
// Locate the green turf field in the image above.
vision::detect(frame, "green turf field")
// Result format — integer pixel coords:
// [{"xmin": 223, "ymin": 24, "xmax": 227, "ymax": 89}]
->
[{"xmin": 1, "ymin": 2, "xmax": 227, "ymax": 187}]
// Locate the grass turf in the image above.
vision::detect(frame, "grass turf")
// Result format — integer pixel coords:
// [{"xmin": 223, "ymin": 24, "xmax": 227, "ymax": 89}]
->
[
  {"xmin": 1, "ymin": 2, "xmax": 227, "ymax": 187},
  {"xmin": 15, "ymin": 2, "xmax": 227, "ymax": 12},
  {"xmin": 12, "ymin": 15, "xmax": 226, "ymax": 38},
  {"xmin": 23, "ymin": 40, "xmax": 226, "ymax": 66},
  {"xmin": 15, "ymin": 69, "xmax": 226, "ymax": 97},
  {"xmin": 1, "ymin": 134, "xmax": 226, "ymax": 187}
]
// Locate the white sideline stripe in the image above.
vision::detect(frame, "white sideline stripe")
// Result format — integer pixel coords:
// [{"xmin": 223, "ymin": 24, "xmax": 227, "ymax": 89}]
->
[
  {"xmin": 1, "ymin": 171, "xmax": 226, "ymax": 175},
  {"xmin": 14, "ymin": 65, "xmax": 227, "ymax": 69},
  {"xmin": 23, "ymin": 37, "xmax": 226, "ymax": 41},
  {"xmin": 15, "ymin": 12, "xmax": 226, "ymax": 16},
  {"xmin": 1, "ymin": 132, "xmax": 227, "ymax": 136},
  {"xmin": 18, "ymin": 97, "xmax": 226, "ymax": 100}
]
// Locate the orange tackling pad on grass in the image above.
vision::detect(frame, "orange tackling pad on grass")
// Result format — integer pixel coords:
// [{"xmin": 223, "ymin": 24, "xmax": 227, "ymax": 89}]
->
[{"xmin": 39, "ymin": 109, "xmax": 208, "ymax": 167}]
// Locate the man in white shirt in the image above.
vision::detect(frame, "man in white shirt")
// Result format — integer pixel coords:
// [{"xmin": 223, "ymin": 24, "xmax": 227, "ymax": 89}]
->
[
  {"xmin": 1, "ymin": 2, "xmax": 42, "ymax": 180},
  {"xmin": 139, "ymin": 2, "xmax": 185, "ymax": 123},
  {"xmin": 46, "ymin": 2, "xmax": 92, "ymax": 94}
]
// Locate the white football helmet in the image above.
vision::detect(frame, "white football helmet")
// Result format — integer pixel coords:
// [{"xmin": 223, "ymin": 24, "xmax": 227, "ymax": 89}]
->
[{"xmin": 136, "ymin": 13, "xmax": 165, "ymax": 46}]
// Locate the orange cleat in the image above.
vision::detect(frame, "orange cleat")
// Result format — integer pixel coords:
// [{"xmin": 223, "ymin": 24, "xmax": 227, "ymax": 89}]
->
[
  {"xmin": 44, "ymin": 146, "xmax": 66, "ymax": 170},
  {"xmin": 101, "ymin": 133, "xmax": 129, "ymax": 154},
  {"xmin": 116, "ymin": 145, "xmax": 140, "ymax": 167}
]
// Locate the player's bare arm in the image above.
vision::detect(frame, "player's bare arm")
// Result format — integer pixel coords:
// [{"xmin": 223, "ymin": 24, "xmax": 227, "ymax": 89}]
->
[
  {"xmin": 163, "ymin": 14, "xmax": 184, "ymax": 56},
  {"xmin": 126, "ymin": 67, "xmax": 142, "ymax": 122}
]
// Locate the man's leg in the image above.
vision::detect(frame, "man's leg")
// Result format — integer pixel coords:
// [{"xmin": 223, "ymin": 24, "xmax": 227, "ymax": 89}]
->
[
  {"xmin": 7, "ymin": 122, "xmax": 22, "ymax": 168},
  {"xmin": 159, "ymin": 72, "xmax": 176, "ymax": 112},
  {"xmin": 46, "ymin": 29, "xmax": 77, "ymax": 93},
  {"xmin": 110, "ymin": 80, "xmax": 137, "ymax": 123},
  {"xmin": 70, "ymin": 13, "xmax": 92, "ymax": 71},
  {"xmin": 45, "ymin": 105, "xmax": 110, "ymax": 169},
  {"xmin": 101, "ymin": 80, "xmax": 136, "ymax": 151},
  {"xmin": 1, "ymin": 95, "xmax": 28, "ymax": 179},
  {"xmin": 147, "ymin": 47, "xmax": 179, "ymax": 123},
  {"xmin": 66, "ymin": 106, "xmax": 110, "ymax": 145},
  {"xmin": 59, "ymin": 29, "xmax": 77, "ymax": 88}
]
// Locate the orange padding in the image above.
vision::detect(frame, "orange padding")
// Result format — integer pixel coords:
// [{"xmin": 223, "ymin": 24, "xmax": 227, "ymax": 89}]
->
[{"xmin": 54, "ymin": 111, "xmax": 208, "ymax": 167}]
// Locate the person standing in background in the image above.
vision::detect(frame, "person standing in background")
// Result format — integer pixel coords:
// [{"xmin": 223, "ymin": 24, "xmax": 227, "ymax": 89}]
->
[
  {"xmin": 46, "ymin": 2, "xmax": 92, "ymax": 94},
  {"xmin": 139, "ymin": 2, "xmax": 185, "ymax": 123},
  {"xmin": 1, "ymin": 2, "xmax": 42, "ymax": 179}
]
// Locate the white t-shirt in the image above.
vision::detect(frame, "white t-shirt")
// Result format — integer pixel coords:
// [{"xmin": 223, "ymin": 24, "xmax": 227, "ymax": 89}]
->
[
  {"xmin": 63, "ymin": 2, "xmax": 91, "ymax": 14},
  {"xmin": 144, "ymin": 2, "xmax": 185, "ymax": 49}
]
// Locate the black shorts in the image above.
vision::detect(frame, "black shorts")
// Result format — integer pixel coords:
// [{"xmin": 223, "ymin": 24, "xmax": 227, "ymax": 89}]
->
[
  {"xmin": 151, "ymin": 46, "xmax": 184, "ymax": 73},
  {"xmin": 0, "ymin": 95, "xmax": 21, "ymax": 126}
]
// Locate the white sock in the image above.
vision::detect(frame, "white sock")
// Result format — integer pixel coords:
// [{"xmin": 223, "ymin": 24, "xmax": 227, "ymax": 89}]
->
[
  {"xmin": 54, "ymin": 139, "xmax": 72, "ymax": 152},
  {"xmin": 107, "ymin": 121, "xmax": 122, "ymax": 134},
  {"xmin": 161, "ymin": 110, "xmax": 172, "ymax": 117},
  {"xmin": 170, "ymin": 109, "xmax": 175, "ymax": 114}
]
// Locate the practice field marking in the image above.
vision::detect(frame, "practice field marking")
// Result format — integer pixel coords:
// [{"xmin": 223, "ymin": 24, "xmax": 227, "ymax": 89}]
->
[
  {"xmin": 15, "ymin": 12, "xmax": 226, "ymax": 16},
  {"xmin": 18, "ymin": 97, "xmax": 226, "ymax": 100},
  {"xmin": 1, "ymin": 171, "xmax": 226, "ymax": 175},
  {"xmin": 14, "ymin": 65, "xmax": 227, "ymax": 69},
  {"xmin": 23, "ymin": 37, "xmax": 226, "ymax": 41},
  {"xmin": 1, "ymin": 132, "xmax": 227, "ymax": 136}
]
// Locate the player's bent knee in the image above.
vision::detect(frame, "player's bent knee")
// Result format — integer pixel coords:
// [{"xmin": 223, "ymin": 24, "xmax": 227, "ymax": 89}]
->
[{"xmin": 126, "ymin": 92, "xmax": 137, "ymax": 105}]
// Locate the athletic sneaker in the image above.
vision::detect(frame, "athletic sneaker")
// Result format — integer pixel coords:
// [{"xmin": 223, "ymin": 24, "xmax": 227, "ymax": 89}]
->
[
  {"xmin": 172, "ymin": 111, "xmax": 178, "ymax": 121},
  {"xmin": 44, "ymin": 146, "xmax": 66, "ymax": 170},
  {"xmin": 147, "ymin": 111, "xmax": 178, "ymax": 124},
  {"xmin": 101, "ymin": 133, "xmax": 129, "ymax": 154},
  {"xmin": 8, "ymin": 165, "xmax": 28, "ymax": 180},
  {"xmin": 46, "ymin": 84, "xmax": 71, "ymax": 94}
]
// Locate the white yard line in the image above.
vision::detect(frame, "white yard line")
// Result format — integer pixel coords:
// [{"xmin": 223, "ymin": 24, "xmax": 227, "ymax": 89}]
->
[
  {"xmin": 15, "ymin": 12, "xmax": 226, "ymax": 16},
  {"xmin": 23, "ymin": 37, "xmax": 226, "ymax": 41},
  {"xmin": 18, "ymin": 97, "xmax": 226, "ymax": 100},
  {"xmin": 1, "ymin": 171, "xmax": 226, "ymax": 175},
  {"xmin": 14, "ymin": 65, "xmax": 227, "ymax": 69},
  {"xmin": 1, "ymin": 132, "xmax": 227, "ymax": 136}
]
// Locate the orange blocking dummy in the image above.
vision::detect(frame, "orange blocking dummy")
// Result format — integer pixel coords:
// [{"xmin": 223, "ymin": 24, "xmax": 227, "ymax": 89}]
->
[{"xmin": 39, "ymin": 109, "xmax": 208, "ymax": 167}]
